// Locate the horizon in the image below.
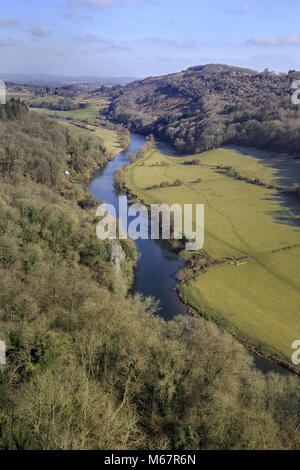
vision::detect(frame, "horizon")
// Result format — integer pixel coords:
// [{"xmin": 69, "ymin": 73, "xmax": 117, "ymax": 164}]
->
[
  {"xmin": 0, "ymin": 62, "xmax": 294, "ymax": 77},
  {"xmin": 1, "ymin": 61, "xmax": 298, "ymax": 83},
  {"xmin": 1, "ymin": 1, "xmax": 300, "ymax": 77}
]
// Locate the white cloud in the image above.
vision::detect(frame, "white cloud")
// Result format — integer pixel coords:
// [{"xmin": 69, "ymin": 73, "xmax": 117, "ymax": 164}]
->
[
  {"xmin": 67, "ymin": 0, "xmax": 142, "ymax": 8},
  {"xmin": 0, "ymin": 37, "xmax": 20, "ymax": 47},
  {"xmin": 248, "ymin": 34, "xmax": 300, "ymax": 46},
  {"xmin": 141, "ymin": 37, "xmax": 197, "ymax": 49},
  {"xmin": 0, "ymin": 16, "xmax": 19, "ymax": 26},
  {"xmin": 63, "ymin": 11, "xmax": 93, "ymax": 21},
  {"xmin": 74, "ymin": 33, "xmax": 130, "ymax": 51},
  {"xmin": 226, "ymin": 1, "xmax": 270, "ymax": 15},
  {"xmin": 226, "ymin": 3, "xmax": 250, "ymax": 14},
  {"xmin": 30, "ymin": 26, "xmax": 51, "ymax": 37}
]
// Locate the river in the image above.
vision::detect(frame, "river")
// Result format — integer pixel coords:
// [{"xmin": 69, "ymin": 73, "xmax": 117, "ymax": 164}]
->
[{"xmin": 90, "ymin": 131, "xmax": 289, "ymax": 375}]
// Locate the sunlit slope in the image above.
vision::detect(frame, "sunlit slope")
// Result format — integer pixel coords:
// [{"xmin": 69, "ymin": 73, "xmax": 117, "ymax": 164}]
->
[
  {"xmin": 30, "ymin": 95, "xmax": 109, "ymax": 123},
  {"xmin": 58, "ymin": 120, "xmax": 122, "ymax": 155},
  {"xmin": 30, "ymin": 113, "xmax": 121, "ymax": 156},
  {"xmin": 125, "ymin": 146, "xmax": 300, "ymax": 362}
]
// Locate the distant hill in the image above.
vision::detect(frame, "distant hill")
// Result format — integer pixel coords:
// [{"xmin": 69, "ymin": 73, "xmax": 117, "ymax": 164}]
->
[
  {"xmin": 0, "ymin": 73, "xmax": 137, "ymax": 87},
  {"xmin": 109, "ymin": 64, "xmax": 300, "ymax": 156}
]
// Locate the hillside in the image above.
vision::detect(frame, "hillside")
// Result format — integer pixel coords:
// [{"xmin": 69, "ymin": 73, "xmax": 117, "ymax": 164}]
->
[
  {"xmin": 109, "ymin": 64, "xmax": 300, "ymax": 155},
  {"xmin": 0, "ymin": 101, "xmax": 300, "ymax": 450}
]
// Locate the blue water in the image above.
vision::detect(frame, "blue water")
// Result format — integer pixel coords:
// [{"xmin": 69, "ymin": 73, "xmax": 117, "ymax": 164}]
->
[{"xmin": 90, "ymin": 132, "xmax": 187, "ymax": 320}]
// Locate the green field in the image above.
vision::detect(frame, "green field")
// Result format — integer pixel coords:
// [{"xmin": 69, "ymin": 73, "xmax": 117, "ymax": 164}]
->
[
  {"xmin": 6, "ymin": 93, "xmax": 34, "ymax": 101},
  {"xmin": 124, "ymin": 146, "xmax": 300, "ymax": 362},
  {"xmin": 30, "ymin": 109, "xmax": 121, "ymax": 155},
  {"xmin": 29, "ymin": 94, "xmax": 122, "ymax": 156},
  {"xmin": 28, "ymin": 90, "xmax": 124, "ymax": 153},
  {"xmin": 58, "ymin": 120, "xmax": 122, "ymax": 155},
  {"xmin": 27, "ymin": 90, "xmax": 110, "ymax": 122},
  {"xmin": 30, "ymin": 97, "xmax": 108, "ymax": 123}
]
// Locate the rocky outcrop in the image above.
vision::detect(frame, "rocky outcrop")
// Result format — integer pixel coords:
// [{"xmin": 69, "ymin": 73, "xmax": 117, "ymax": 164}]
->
[{"xmin": 109, "ymin": 242, "xmax": 126, "ymax": 270}]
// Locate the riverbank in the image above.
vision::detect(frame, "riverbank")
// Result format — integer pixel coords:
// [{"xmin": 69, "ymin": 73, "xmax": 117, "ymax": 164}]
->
[
  {"xmin": 121, "ymin": 171, "xmax": 300, "ymax": 375},
  {"xmin": 175, "ymin": 282, "xmax": 300, "ymax": 375},
  {"xmin": 90, "ymin": 132, "xmax": 188, "ymax": 321},
  {"xmin": 120, "ymin": 142, "xmax": 300, "ymax": 373},
  {"xmin": 85, "ymin": 123, "xmax": 299, "ymax": 374}
]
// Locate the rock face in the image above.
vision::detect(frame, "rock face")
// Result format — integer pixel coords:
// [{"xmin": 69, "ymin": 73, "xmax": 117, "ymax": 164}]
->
[{"xmin": 109, "ymin": 242, "xmax": 126, "ymax": 270}]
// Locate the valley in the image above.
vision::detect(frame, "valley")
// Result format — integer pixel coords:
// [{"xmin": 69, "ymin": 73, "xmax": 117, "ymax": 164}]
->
[
  {"xmin": 20, "ymin": 80, "xmax": 300, "ymax": 368},
  {"xmin": 2, "ymin": 0, "xmax": 300, "ymax": 452}
]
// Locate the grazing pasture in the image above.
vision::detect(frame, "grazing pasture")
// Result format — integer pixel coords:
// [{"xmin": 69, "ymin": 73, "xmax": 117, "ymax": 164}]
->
[
  {"xmin": 124, "ymin": 146, "xmax": 300, "ymax": 362},
  {"xmin": 30, "ymin": 96, "xmax": 108, "ymax": 123},
  {"xmin": 57, "ymin": 119, "xmax": 122, "ymax": 155},
  {"xmin": 31, "ymin": 110, "xmax": 121, "ymax": 154}
]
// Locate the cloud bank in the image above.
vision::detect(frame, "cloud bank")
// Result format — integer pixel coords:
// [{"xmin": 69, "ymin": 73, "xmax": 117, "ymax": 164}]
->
[
  {"xmin": 0, "ymin": 16, "xmax": 19, "ymax": 26},
  {"xmin": 30, "ymin": 26, "xmax": 51, "ymax": 37},
  {"xmin": 67, "ymin": 0, "xmax": 143, "ymax": 8},
  {"xmin": 0, "ymin": 37, "xmax": 21, "ymax": 47},
  {"xmin": 226, "ymin": 3, "xmax": 250, "ymax": 14},
  {"xmin": 249, "ymin": 34, "xmax": 300, "ymax": 46}
]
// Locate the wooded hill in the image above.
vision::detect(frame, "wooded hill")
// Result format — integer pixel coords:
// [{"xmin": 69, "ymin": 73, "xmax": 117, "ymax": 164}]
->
[
  {"xmin": 109, "ymin": 64, "xmax": 300, "ymax": 155},
  {"xmin": 0, "ymin": 101, "xmax": 300, "ymax": 450}
]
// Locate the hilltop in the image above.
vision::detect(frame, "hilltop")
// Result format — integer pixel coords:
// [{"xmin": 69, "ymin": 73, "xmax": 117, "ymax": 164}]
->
[{"xmin": 109, "ymin": 64, "xmax": 300, "ymax": 155}]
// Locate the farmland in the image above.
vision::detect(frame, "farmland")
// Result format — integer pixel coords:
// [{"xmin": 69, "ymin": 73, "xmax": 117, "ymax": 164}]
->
[
  {"xmin": 57, "ymin": 119, "xmax": 122, "ymax": 155},
  {"xmin": 27, "ymin": 90, "xmax": 123, "ymax": 156},
  {"xmin": 30, "ymin": 95, "xmax": 109, "ymax": 123},
  {"xmin": 124, "ymin": 145, "xmax": 300, "ymax": 363},
  {"xmin": 30, "ymin": 93, "xmax": 108, "ymax": 123}
]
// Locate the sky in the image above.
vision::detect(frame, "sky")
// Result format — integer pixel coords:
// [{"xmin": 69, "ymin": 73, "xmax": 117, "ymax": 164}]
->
[{"xmin": 0, "ymin": 0, "xmax": 300, "ymax": 78}]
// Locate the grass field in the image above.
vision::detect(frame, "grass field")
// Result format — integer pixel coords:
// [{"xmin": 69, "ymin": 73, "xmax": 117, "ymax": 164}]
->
[
  {"xmin": 29, "ymin": 94, "xmax": 122, "ymax": 156},
  {"xmin": 124, "ymin": 146, "xmax": 300, "ymax": 362},
  {"xmin": 30, "ymin": 97, "xmax": 108, "ymax": 123},
  {"xmin": 58, "ymin": 120, "xmax": 122, "ymax": 155},
  {"xmin": 6, "ymin": 93, "xmax": 34, "ymax": 101}
]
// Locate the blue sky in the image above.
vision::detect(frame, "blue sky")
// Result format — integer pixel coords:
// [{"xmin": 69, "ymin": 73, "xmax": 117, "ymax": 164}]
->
[{"xmin": 0, "ymin": 0, "xmax": 300, "ymax": 77}]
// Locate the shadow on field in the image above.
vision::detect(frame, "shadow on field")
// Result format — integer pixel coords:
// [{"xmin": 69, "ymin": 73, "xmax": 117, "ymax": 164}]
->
[
  {"xmin": 155, "ymin": 139, "xmax": 188, "ymax": 157},
  {"xmin": 225, "ymin": 145, "xmax": 300, "ymax": 187},
  {"xmin": 225, "ymin": 145, "xmax": 300, "ymax": 229},
  {"xmin": 266, "ymin": 193, "xmax": 300, "ymax": 229}
]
